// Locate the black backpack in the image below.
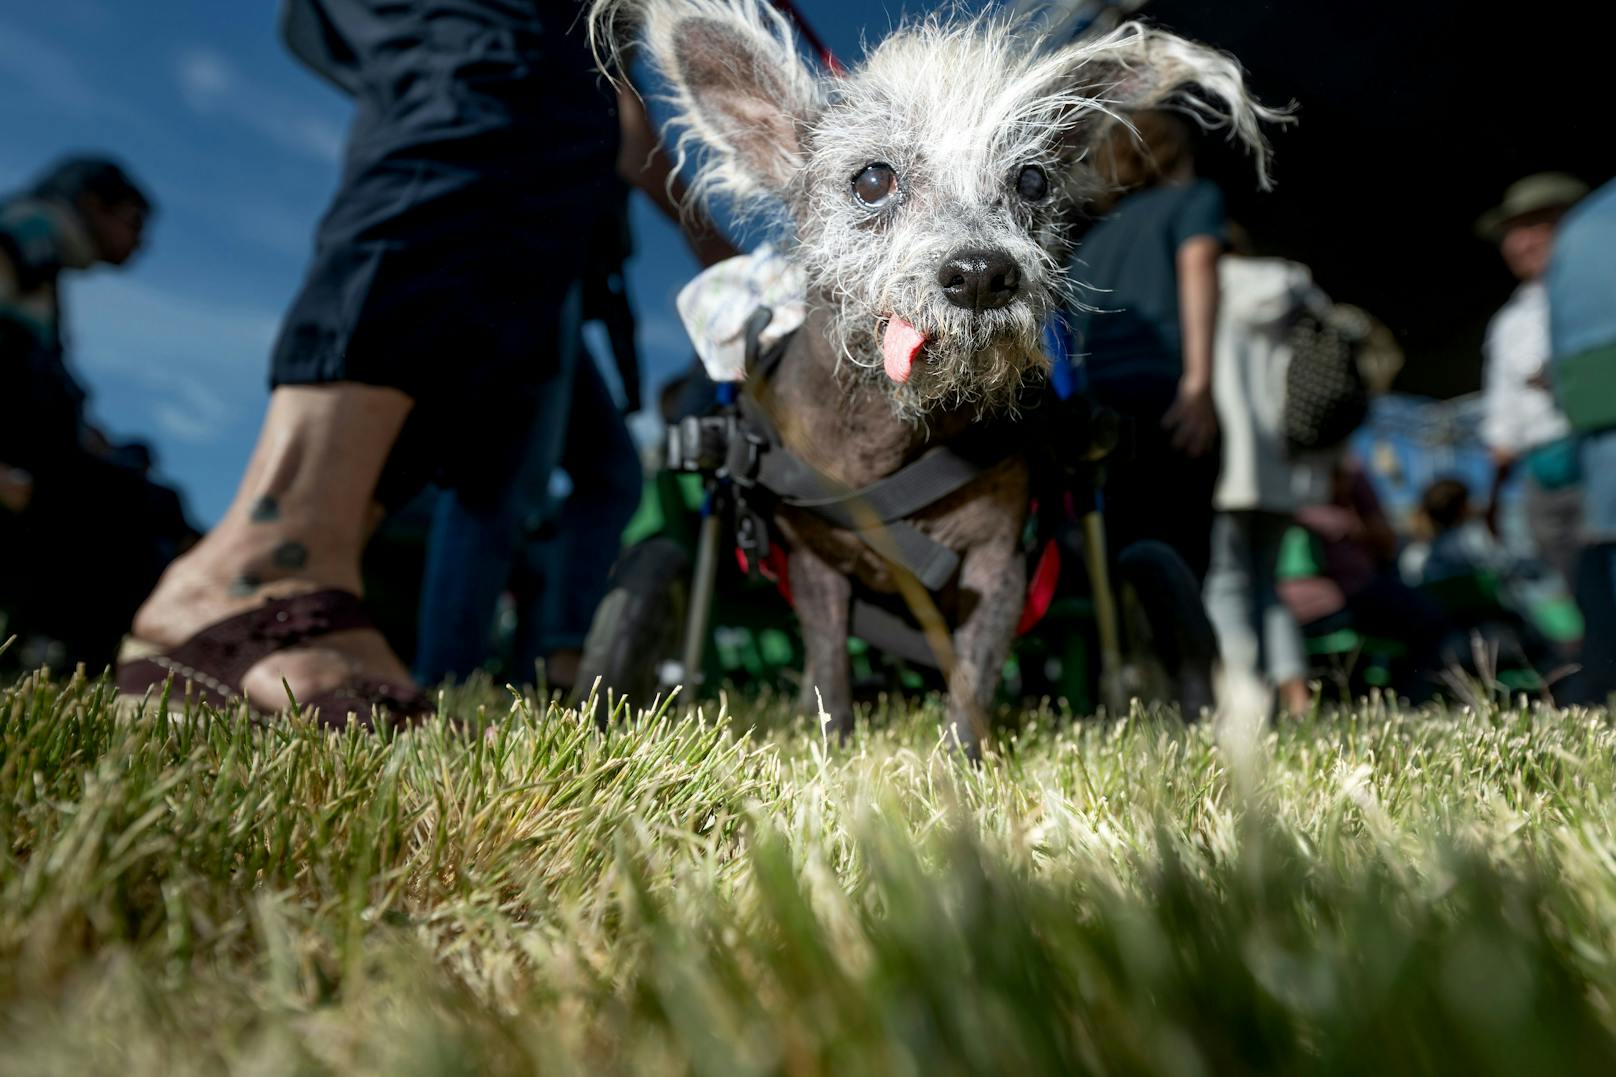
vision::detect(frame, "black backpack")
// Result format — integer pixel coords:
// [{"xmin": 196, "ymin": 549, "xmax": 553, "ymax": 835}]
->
[{"xmin": 1283, "ymin": 304, "xmax": 1372, "ymax": 455}]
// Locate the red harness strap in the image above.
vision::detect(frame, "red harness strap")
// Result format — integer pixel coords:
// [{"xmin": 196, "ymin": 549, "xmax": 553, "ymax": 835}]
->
[
  {"xmin": 1017, "ymin": 539, "xmax": 1062, "ymax": 636},
  {"xmin": 744, "ymin": 535, "xmax": 1055, "ymax": 640},
  {"xmin": 736, "ymin": 544, "xmax": 795, "ymax": 605},
  {"xmin": 743, "ymin": 535, "xmax": 1056, "ymax": 634}
]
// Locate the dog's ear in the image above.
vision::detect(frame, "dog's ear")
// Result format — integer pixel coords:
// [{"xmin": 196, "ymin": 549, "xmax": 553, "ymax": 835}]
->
[
  {"xmin": 591, "ymin": 0, "xmax": 821, "ymax": 202},
  {"xmin": 1054, "ymin": 22, "xmax": 1289, "ymax": 188}
]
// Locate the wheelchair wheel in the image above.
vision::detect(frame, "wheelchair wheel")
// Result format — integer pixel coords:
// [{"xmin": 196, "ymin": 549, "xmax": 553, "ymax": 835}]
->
[
  {"xmin": 1113, "ymin": 540, "xmax": 1219, "ymax": 720},
  {"xmin": 574, "ymin": 537, "xmax": 690, "ymax": 728}
]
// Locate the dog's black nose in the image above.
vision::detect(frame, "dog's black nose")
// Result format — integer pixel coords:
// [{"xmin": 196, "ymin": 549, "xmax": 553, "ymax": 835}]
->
[{"xmin": 937, "ymin": 248, "xmax": 1020, "ymax": 311}]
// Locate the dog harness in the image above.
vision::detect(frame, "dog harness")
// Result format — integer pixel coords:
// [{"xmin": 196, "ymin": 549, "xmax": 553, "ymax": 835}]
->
[
  {"xmin": 712, "ymin": 307, "xmax": 1043, "ymax": 664},
  {"xmin": 731, "ymin": 308, "xmax": 1015, "ymax": 581}
]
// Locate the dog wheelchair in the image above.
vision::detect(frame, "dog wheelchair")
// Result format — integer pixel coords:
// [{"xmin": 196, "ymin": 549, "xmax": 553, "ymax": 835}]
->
[{"xmin": 575, "ymin": 317, "xmax": 1218, "ymax": 725}]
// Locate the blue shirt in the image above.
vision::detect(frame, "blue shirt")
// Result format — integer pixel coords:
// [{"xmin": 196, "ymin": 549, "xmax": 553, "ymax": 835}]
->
[
  {"xmin": 1547, "ymin": 179, "xmax": 1616, "ymax": 540},
  {"xmin": 1548, "ymin": 179, "xmax": 1616, "ymax": 359},
  {"xmin": 1069, "ymin": 179, "xmax": 1228, "ymax": 385}
]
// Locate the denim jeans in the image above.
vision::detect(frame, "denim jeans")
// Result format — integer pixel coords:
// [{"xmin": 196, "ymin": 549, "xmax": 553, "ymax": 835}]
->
[
  {"xmin": 1204, "ymin": 511, "xmax": 1307, "ymax": 684},
  {"xmin": 1569, "ymin": 430, "xmax": 1616, "ymax": 701},
  {"xmin": 413, "ymin": 312, "xmax": 643, "ymax": 682},
  {"xmin": 1091, "ymin": 371, "xmax": 1220, "ymax": 582},
  {"xmin": 1545, "ymin": 180, "xmax": 1616, "ymax": 700},
  {"xmin": 508, "ymin": 354, "xmax": 642, "ymax": 665},
  {"xmin": 413, "ymin": 286, "xmax": 584, "ymax": 684},
  {"xmin": 1580, "ymin": 429, "xmax": 1616, "ymax": 544}
]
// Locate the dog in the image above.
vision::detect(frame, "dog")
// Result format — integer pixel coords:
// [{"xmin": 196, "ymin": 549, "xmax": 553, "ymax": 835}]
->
[{"xmin": 592, "ymin": 0, "xmax": 1280, "ymax": 754}]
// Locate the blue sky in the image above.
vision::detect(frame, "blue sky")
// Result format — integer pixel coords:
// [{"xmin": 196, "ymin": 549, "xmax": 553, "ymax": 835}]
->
[{"xmin": 0, "ymin": 0, "xmax": 942, "ymax": 524}]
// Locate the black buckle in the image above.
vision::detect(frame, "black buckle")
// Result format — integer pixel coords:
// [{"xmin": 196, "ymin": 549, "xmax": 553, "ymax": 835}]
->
[
  {"xmin": 668, "ymin": 414, "xmax": 742, "ymax": 474},
  {"xmin": 724, "ymin": 425, "xmax": 767, "ymax": 487},
  {"xmin": 735, "ymin": 503, "xmax": 770, "ymax": 569},
  {"xmin": 743, "ymin": 305, "xmax": 774, "ymax": 372}
]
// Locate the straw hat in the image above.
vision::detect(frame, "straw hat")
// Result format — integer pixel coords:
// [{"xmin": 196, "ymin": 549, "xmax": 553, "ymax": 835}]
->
[{"xmin": 1475, "ymin": 172, "xmax": 1590, "ymax": 240}]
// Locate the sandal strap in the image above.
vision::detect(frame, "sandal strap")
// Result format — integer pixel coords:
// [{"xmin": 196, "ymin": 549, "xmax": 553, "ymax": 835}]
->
[
  {"xmin": 301, "ymin": 677, "xmax": 434, "ymax": 729},
  {"xmin": 118, "ymin": 589, "xmax": 376, "ymax": 707}
]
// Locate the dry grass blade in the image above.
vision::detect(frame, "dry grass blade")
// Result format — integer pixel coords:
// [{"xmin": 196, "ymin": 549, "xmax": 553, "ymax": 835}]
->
[{"xmin": 2, "ymin": 673, "xmax": 1616, "ymax": 1074}]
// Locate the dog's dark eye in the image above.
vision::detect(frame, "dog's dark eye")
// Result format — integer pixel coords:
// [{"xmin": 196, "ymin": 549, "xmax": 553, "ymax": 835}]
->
[
  {"xmin": 852, "ymin": 162, "xmax": 898, "ymax": 207},
  {"xmin": 1016, "ymin": 164, "xmax": 1049, "ymax": 202}
]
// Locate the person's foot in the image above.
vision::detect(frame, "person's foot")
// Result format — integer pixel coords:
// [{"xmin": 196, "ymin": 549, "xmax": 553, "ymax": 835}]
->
[
  {"xmin": 129, "ymin": 523, "xmax": 417, "ymax": 713},
  {"xmin": 126, "ymin": 382, "xmax": 423, "ymax": 716},
  {"xmin": 1278, "ymin": 677, "xmax": 1313, "ymax": 718}
]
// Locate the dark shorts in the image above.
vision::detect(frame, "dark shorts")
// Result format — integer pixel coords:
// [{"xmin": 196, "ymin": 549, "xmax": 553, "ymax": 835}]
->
[
  {"xmin": 273, "ymin": 201, "xmax": 595, "ymax": 508},
  {"xmin": 269, "ymin": 0, "xmax": 618, "ymax": 508},
  {"xmin": 1090, "ymin": 369, "xmax": 1221, "ymax": 582}
]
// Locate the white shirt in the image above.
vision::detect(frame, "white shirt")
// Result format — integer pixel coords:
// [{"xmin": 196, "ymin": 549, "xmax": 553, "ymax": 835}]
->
[
  {"xmin": 1211, "ymin": 256, "xmax": 1335, "ymax": 512},
  {"xmin": 1481, "ymin": 281, "xmax": 1568, "ymax": 455}
]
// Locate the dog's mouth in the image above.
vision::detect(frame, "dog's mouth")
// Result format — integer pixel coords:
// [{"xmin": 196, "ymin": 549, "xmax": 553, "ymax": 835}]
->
[{"xmin": 880, "ymin": 315, "xmax": 929, "ymax": 384}]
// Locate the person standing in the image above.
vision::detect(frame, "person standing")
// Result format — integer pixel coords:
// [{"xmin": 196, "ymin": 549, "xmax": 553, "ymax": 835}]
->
[
  {"xmin": 1202, "ymin": 251, "xmax": 1335, "ymax": 714},
  {"xmin": 1070, "ymin": 111, "xmax": 1225, "ymax": 581},
  {"xmin": 410, "ymin": 85, "xmax": 735, "ymax": 690},
  {"xmin": 1547, "ymin": 177, "xmax": 1616, "ymax": 701},
  {"xmin": 119, "ymin": 1, "xmax": 625, "ymax": 720},
  {"xmin": 1478, "ymin": 173, "xmax": 1589, "ymax": 587},
  {"xmin": 0, "ymin": 157, "xmax": 196, "ymax": 670}
]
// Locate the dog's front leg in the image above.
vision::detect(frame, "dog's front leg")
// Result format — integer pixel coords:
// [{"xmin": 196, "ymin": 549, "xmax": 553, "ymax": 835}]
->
[
  {"xmin": 947, "ymin": 537, "xmax": 1025, "ymax": 758},
  {"xmin": 789, "ymin": 544, "xmax": 853, "ymax": 737}
]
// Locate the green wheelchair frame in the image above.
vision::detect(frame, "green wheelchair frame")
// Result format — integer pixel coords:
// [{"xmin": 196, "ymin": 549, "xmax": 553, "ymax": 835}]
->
[{"xmin": 601, "ymin": 466, "xmax": 1186, "ymax": 718}]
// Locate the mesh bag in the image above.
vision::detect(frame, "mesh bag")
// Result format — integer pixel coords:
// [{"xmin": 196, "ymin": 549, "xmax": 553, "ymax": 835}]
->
[{"xmin": 1283, "ymin": 305, "xmax": 1371, "ymax": 455}]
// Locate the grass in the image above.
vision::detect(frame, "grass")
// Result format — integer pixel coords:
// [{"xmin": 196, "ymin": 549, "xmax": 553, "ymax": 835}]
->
[{"xmin": 4, "ymin": 670, "xmax": 1616, "ymax": 1075}]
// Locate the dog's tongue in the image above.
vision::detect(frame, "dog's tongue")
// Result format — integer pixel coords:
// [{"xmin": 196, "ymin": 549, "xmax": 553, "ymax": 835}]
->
[{"xmin": 882, "ymin": 316, "xmax": 927, "ymax": 384}]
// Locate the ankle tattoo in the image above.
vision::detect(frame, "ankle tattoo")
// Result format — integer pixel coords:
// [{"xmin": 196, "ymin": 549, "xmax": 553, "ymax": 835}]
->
[
  {"xmin": 248, "ymin": 495, "xmax": 280, "ymax": 522},
  {"xmin": 272, "ymin": 541, "xmax": 309, "ymax": 570},
  {"xmin": 225, "ymin": 541, "xmax": 307, "ymax": 600}
]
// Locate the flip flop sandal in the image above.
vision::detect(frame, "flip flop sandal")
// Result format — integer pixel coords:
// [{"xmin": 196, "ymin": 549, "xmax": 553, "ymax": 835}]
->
[{"xmin": 116, "ymin": 588, "xmax": 433, "ymax": 729}]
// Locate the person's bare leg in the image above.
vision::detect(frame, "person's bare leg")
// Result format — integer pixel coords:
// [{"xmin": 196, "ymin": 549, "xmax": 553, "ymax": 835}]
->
[{"xmin": 132, "ymin": 384, "xmax": 415, "ymax": 708}]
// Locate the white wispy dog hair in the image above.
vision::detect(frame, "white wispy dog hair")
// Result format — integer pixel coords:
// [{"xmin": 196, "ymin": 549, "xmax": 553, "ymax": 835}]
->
[{"xmin": 590, "ymin": 0, "xmax": 1284, "ymax": 418}]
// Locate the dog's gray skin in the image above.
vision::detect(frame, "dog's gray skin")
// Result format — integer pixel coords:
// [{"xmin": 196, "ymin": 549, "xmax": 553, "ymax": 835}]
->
[
  {"xmin": 591, "ymin": 0, "xmax": 1279, "ymax": 753},
  {"xmin": 765, "ymin": 307, "xmax": 1030, "ymax": 755}
]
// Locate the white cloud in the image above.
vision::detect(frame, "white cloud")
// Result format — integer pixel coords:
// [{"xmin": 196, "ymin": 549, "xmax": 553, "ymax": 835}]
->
[
  {"xmin": 176, "ymin": 49, "xmax": 234, "ymax": 113},
  {"xmin": 74, "ymin": 274, "xmax": 281, "ymax": 374},
  {"xmin": 152, "ymin": 401, "xmax": 224, "ymax": 444},
  {"xmin": 146, "ymin": 375, "xmax": 234, "ymax": 443},
  {"xmin": 70, "ymin": 274, "xmax": 280, "ymax": 443},
  {"xmin": 276, "ymin": 112, "xmax": 345, "ymax": 164},
  {"xmin": 173, "ymin": 47, "xmax": 345, "ymax": 165}
]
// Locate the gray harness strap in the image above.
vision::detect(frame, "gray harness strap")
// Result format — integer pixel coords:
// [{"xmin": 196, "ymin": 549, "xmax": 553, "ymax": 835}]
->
[
  {"xmin": 756, "ymin": 438, "xmax": 994, "ymax": 523},
  {"xmin": 850, "ymin": 600, "xmax": 943, "ymax": 668},
  {"xmin": 748, "ymin": 449, "xmax": 966, "ymax": 589},
  {"xmin": 728, "ymin": 308, "xmax": 1025, "ymax": 667},
  {"xmin": 735, "ymin": 319, "xmax": 1004, "ymax": 591}
]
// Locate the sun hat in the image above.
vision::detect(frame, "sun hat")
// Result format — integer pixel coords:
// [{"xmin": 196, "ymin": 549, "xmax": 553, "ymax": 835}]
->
[{"xmin": 1476, "ymin": 172, "xmax": 1590, "ymax": 240}]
